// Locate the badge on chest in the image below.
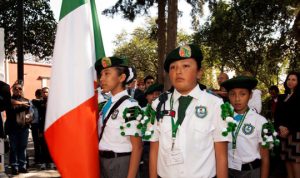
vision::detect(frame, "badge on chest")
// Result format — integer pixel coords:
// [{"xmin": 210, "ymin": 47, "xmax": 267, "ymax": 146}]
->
[
  {"xmin": 195, "ymin": 106, "xmax": 207, "ymax": 118},
  {"xmin": 111, "ymin": 109, "xmax": 119, "ymax": 120},
  {"xmin": 242, "ymin": 123, "xmax": 255, "ymax": 135}
]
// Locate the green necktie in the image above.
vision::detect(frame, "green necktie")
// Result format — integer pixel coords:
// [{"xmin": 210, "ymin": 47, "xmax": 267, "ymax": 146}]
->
[{"xmin": 177, "ymin": 95, "xmax": 193, "ymax": 125}]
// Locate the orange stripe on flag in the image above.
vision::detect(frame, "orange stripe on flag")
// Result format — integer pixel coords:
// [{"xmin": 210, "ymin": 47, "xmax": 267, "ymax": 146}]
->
[{"xmin": 45, "ymin": 95, "xmax": 100, "ymax": 178}]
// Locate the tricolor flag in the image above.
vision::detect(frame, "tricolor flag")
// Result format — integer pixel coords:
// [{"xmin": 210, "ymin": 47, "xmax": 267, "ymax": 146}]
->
[{"xmin": 45, "ymin": 0, "xmax": 105, "ymax": 177}]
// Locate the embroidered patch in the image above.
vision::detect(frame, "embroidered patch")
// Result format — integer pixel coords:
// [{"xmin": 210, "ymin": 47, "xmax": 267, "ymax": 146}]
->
[
  {"xmin": 102, "ymin": 57, "xmax": 112, "ymax": 68},
  {"xmin": 179, "ymin": 45, "xmax": 191, "ymax": 58},
  {"xmin": 195, "ymin": 106, "xmax": 207, "ymax": 118},
  {"xmin": 111, "ymin": 109, "xmax": 119, "ymax": 120},
  {"xmin": 242, "ymin": 123, "xmax": 255, "ymax": 135}
]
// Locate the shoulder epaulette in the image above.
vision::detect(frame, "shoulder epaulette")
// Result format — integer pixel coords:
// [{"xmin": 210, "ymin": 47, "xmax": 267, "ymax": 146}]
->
[{"xmin": 156, "ymin": 91, "xmax": 171, "ymax": 121}]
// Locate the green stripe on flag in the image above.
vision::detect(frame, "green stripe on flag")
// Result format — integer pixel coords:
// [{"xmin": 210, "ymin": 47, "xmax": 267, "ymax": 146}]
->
[
  {"xmin": 90, "ymin": 0, "xmax": 106, "ymax": 60},
  {"xmin": 59, "ymin": 0, "xmax": 86, "ymax": 20}
]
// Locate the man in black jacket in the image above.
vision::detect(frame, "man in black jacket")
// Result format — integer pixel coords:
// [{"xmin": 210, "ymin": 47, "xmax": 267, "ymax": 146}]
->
[
  {"xmin": 6, "ymin": 83, "xmax": 31, "ymax": 175},
  {"xmin": 0, "ymin": 80, "xmax": 11, "ymax": 138}
]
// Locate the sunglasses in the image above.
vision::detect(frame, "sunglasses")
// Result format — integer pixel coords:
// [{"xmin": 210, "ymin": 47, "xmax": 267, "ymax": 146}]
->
[{"xmin": 14, "ymin": 87, "xmax": 22, "ymax": 91}]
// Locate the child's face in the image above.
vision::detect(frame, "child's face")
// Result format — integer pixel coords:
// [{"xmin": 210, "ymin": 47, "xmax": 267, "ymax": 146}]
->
[
  {"xmin": 145, "ymin": 79, "xmax": 154, "ymax": 89},
  {"xmin": 169, "ymin": 58, "xmax": 200, "ymax": 95},
  {"xmin": 146, "ymin": 91, "xmax": 162, "ymax": 104},
  {"xmin": 100, "ymin": 67, "xmax": 125, "ymax": 94},
  {"xmin": 228, "ymin": 88, "xmax": 252, "ymax": 114},
  {"xmin": 137, "ymin": 82, "xmax": 145, "ymax": 91}
]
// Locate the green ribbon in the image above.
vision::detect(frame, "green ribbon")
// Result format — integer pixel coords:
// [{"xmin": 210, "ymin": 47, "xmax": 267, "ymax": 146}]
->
[
  {"xmin": 170, "ymin": 95, "xmax": 193, "ymax": 139},
  {"xmin": 232, "ymin": 108, "xmax": 249, "ymax": 149}
]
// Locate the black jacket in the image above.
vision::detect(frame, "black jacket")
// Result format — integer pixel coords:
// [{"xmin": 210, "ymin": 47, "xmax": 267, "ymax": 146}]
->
[
  {"xmin": 275, "ymin": 93, "xmax": 300, "ymax": 133},
  {"xmin": 5, "ymin": 95, "xmax": 30, "ymax": 134},
  {"xmin": 0, "ymin": 81, "xmax": 11, "ymax": 137}
]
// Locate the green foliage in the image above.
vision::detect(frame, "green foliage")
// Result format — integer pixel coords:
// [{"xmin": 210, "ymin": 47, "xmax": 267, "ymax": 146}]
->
[
  {"xmin": 102, "ymin": 0, "xmax": 156, "ymax": 21},
  {"xmin": 194, "ymin": 0, "xmax": 300, "ymax": 87},
  {"xmin": 0, "ymin": 0, "xmax": 57, "ymax": 61},
  {"xmin": 113, "ymin": 18, "xmax": 192, "ymax": 79},
  {"xmin": 103, "ymin": 0, "xmax": 205, "ymax": 85},
  {"xmin": 103, "ymin": 0, "xmax": 204, "ymax": 24}
]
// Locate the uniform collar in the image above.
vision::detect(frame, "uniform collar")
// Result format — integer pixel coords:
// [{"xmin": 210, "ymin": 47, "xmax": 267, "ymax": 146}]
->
[
  {"xmin": 111, "ymin": 90, "xmax": 128, "ymax": 103},
  {"xmin": 173, "ymin": 85, "xmax": 202, "ymax": 103},
  {"xmin": 234, "ymin": 107, "xmax": 253, "ymax": 117}
]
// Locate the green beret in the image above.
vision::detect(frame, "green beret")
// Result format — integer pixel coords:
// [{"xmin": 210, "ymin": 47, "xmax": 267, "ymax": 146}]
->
[
  {"xmin": 164, "ymin": 44, "xmax": 203, "ymax": 72},
  {"xmin": 94, "ymin": 56, "xmax": 128, "ymax": 75},
  {"xmin": 145, "ymin": 83, "xmax": 164, "ymax": 96},
  {"xmin": 221, "ymin": 76, "xmax": 258, "ymax": 91}
]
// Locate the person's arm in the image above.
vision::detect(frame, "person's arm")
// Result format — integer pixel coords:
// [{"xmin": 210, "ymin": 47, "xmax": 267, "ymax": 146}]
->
[
  {"xmin": 149, "ymin": 141, "xmax": 159, "ymax": 178},
  {"xmin": 11, "ymin": 99, "xmax": 30, "ymax": 112},
  {"xmin": 11, "ymin": 99, "xmax": 29, "ymax": 106},
  {"xmin": 127, "ymin": 136, "xmax": 143, "ymax": 178},
  {"xmin": 260, "ymin": 146, "xmax": 270, "ymax": 178},
  {"xmin": 214, "ymin": 142, "xmax": 228, "ymax": 178}
]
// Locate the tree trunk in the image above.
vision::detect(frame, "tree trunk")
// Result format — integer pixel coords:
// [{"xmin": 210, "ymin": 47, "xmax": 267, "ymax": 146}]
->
[
  {"xmin": 165, "ymin": 0, "xmax": 178, "ymax": 90},
  {"xmin": 157, "ymin": 0, "xmax": 166, "ymax": 85}
]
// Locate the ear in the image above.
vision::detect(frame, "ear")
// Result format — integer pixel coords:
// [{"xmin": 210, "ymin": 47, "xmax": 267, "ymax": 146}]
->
[
  {"xmin": 119, "ymin": 73, "xmax": 127, "ymax": 83},
  {"xmin": 197, "ymin": 68, "xmax": 203, "ymax": 80}
]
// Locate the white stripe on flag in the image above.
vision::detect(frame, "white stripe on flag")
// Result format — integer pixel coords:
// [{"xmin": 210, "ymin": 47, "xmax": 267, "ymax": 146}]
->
[{"xmin": 45, "ymin": 3, "xmax": 96, "ymax": 130}]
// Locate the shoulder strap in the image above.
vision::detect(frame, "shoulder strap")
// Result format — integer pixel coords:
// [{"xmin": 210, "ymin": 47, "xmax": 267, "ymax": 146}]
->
[
  {"xmin": 99, "ymin": 95, "xmax": 130, "ymax": 141},
  {"xmin": 156, "ymin": 92, "xmax": 169, "ymax": 121}
]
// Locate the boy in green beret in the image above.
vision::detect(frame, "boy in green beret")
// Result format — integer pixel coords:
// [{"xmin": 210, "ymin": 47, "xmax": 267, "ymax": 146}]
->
[
  {"xmin": 95, "ymin": 56, "xmax": 143, "ymax": 178},
  {"xmin": 144, "ymin": 83, "xmax": 164, "ymax": 109},
  {"xmin": 221, "ymin": 76, "xmax": 270, "ymax": 178},
  {"xmin": 140, "ymin": 83, "xmax": 164, "ymax": 178},
  {"xmin": 149, "ymin": 44, "xmax": 229, "ymax": 178}
]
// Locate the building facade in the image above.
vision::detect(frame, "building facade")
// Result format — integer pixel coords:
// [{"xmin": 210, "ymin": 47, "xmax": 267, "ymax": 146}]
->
[{"xmin": 5, "ymin": 61, "xmax": 51, "ymax": 99}]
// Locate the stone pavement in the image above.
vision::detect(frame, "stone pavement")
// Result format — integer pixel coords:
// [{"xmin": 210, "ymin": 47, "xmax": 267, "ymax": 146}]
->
[{"xmin": 0, "ymin": 129, "xmax": 61, "ymax": 178}]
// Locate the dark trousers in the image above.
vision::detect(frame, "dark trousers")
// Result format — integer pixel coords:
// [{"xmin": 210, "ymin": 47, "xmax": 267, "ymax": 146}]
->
[
  {"xmin": 229, "ymin": 168, "xmax": 261, "ymax": 178},
  {"xmin": 140, "ymin": 143, "xmax": 149, "ymax": 178},
  {"xmin": 9, "ymin": 127, "xmax": 29, "ymax": 169},
  {"xmin": 39, "ymin": 135, "xmax": 52, "ymax": 164},
  {"xmin": 31, "ymin": 123, "xmax": 41, "ymax": 163},
  {"xmin": 100, "ymin": 155, "xmax": 140, "ymax": 178}
]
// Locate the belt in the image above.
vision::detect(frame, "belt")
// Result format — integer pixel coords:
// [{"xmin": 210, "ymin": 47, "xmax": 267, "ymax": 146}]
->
[
  {"xmin": 241, "ymin": 159, "xmax": 261, "ymax": 171},
  {"xmin": 99, "ymin": 151, "xmax": 131, "ymax": 159},
  {"xmin": 159, "ymin": 175, "xmax": 216, "ymax": 178}
]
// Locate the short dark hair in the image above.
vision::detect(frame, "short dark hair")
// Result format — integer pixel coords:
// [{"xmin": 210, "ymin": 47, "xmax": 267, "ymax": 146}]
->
[
  {"xmin": 268, "ymin": 85, "xmax": 279, "ymax": 93},
  {"xmin": 144, "ymin": 75, "xmax": 155, "ymax": 84},
  {"xmin": 35, "ymin": 89, "xmax": 42, "ymax": 97},
  {"xmin": 115, "ymin": 66, "xmax": 129, "ymax": 87}
]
